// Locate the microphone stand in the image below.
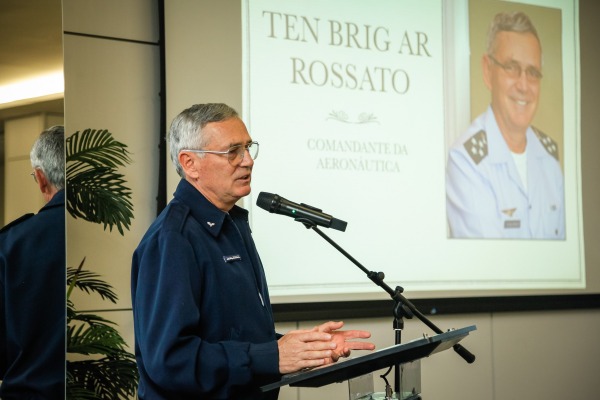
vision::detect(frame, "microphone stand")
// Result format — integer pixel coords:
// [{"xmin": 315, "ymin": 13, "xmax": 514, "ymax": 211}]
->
[{"xmin": 299, "ymin": 220, "xmax": 475, "ymax": 396}]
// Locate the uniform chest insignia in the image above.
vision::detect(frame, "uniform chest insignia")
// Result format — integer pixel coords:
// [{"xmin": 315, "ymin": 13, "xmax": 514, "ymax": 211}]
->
[
  {"xmin": 532, "ymin": 126, "xmax": 560, "ymax": 161},
  {"xmin": 463, "ymin": 129, "xmax": 488, "ymax": 165},
  {"xmin": 501, "ymin": 208, "xmax": 517, "ymax": 217},
  {"xmin": 223, "ymin": 254, "xmax": 241, "ymax": 263},
  {"xmin": 207, "ymin": 221, "xmax": 215, "ymax": 227}
]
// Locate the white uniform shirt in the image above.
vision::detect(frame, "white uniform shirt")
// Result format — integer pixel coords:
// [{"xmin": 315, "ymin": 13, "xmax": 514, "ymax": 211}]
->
[{"xmin": 446, "ymin": 106, "xmax": 565, "ymax": 239}]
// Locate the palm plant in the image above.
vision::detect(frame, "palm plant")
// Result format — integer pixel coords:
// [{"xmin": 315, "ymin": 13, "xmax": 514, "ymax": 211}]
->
[
  {"xmin": 65, "ymin": 129, "xmax": 138, "ymax": 399},
  {"xmin": 66, "ymin": 129, "xmax": 134, "ymax": 234}
]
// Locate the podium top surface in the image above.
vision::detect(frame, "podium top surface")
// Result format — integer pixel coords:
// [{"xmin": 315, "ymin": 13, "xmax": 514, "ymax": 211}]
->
[{"xmin": 261, "ymin": 325, "xmax": 476, "ymax": 392}]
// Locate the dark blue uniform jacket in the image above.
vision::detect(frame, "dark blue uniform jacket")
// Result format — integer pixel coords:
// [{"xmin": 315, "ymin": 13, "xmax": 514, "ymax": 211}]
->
[
  {"xmin": 0, "ymin": 190, "xmax": 65, "ymax": 399},
  {"xmin": 131, "ymin": 180, "xmax": 281, "ymax": 399}
]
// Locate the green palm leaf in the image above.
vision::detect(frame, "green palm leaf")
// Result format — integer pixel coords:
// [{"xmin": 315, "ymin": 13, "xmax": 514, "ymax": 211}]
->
[
  {"xmin": 66, "ymin": 129, "xmax": 131, "ymax": 170},
  {"xmin": 67, "ymin": 266, "xmax": 118, "ymax": 304},
  {"xmin": 67, "ymin": 320, "xmax": 127, "ymax": 356},
  {"xmin": 66, "ymin": 129, "xmax": 133, "ymax": 234},
  {"xmin": 67, "ymin": 167, "xmax": 133, "ymax": 235},
  {"xmin": 67, "ymin": 356, "xmax": 138, "ymax": 400},
  {"xmin": 67, "ymin": 269, "xmax": 139, "ymax": 399},
  {"xmin": 65, "ymin": 382, "xmax": 98, "ymax": 400}
]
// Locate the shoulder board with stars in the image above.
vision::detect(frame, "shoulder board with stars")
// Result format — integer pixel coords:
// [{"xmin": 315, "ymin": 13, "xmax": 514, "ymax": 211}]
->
[
  {"xmin": 463, "ymin": 129, "xmax": 488, "ymax": 165},
  {"xmin": 532, "ymin": 126, "xmax": 560, "ymax": 161}
]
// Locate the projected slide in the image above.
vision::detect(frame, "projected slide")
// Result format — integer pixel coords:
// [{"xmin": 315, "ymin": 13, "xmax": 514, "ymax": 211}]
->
[{"xmin": 243, "ymin": 0, "xmax": 583, "ymax": 299}]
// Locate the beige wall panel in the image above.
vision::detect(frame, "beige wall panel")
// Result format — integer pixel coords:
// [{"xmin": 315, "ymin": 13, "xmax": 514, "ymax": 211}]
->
[
  {"xmin": 63, "ymin": 0, "xmax": 159, "ymax": 42},
  {"xmin": 46, "ymin": 113, "xmax": 64, "ymax": 128},
  {"xmin": 492, "ymin": 309, "xmax": 600, "ymax": 399},
  {"xmin": 64, "ymin": 34, "xmax": 160, "ymax": 310},
  {"xmin": 67, "ymin": 217, "xmax": 140, "ymax": 310},
  {"xmin": 278, "ymin": 383, "xmax": 299, "ymax": 400},
  {"xmin": 4, "ymin": 115, "xmax": 43, "ymax": 158},
  {"xmin": 165, "ymin": 0, "xmax": 243, "ymax": 198},
  {"xmin": 417, "ymin": 314, "xmax": 492, "ymax": 399}
]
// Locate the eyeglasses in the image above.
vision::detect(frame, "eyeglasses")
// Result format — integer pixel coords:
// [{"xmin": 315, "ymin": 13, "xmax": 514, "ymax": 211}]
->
[
  {"xmin": 488, "ymin": 54, "xmax": 543, "ymax": 82},
  {"xmin": 183, "ymin": 141, "xmax": 259, "ymax": 166},
  {"xmin": 30, "ymin": 171, "xmax": 37, "ymax": 183}
]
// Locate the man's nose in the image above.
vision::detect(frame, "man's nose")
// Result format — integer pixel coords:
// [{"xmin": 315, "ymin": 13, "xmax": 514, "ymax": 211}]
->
[
  {"xmin": 515, "ymin": 70, "xmax": 531, "ymax": 91},
  {"xmin": 239, "ymin": 147, "xmax": 254, "ymax": 167}
]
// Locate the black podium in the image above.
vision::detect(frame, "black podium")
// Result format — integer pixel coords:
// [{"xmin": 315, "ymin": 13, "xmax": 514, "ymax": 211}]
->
[{"xmin": 261, "ymin": 325, "xmax": 476, "ymax": 395}]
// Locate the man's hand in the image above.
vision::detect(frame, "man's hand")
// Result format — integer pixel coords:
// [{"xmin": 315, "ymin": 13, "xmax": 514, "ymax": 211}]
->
[
  {"xmin": 277, "ymin": 329, "xmax": 337, "ymax": 374},
  {"xmin": 278, "ymin": 321, "xmax": 375, "ymax": 374},
  {"xmin": 312, "ymin": 321, "xmax": 375, "ymax": 363}
]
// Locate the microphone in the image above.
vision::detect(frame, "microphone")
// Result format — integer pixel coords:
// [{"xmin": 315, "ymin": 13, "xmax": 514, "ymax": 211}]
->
[{"xmin": 256, "ymin": 192, "xmax": 348, "ymax": 232}]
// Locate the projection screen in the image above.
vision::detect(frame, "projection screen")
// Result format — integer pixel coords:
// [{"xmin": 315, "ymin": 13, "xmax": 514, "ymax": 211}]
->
[{"xmin": 165, "ymin": 0, "xmax": 588, "ymax": 304}]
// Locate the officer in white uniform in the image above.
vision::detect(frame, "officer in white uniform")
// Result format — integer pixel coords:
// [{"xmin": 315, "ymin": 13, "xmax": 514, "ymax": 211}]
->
[{"xmin": 445, "ymin": 11, "xmax": 565, "ymax": 239}]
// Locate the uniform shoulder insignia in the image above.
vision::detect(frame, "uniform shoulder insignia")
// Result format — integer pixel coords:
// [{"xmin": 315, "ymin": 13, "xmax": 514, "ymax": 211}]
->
[
  {"xmin": 532, "ymin": 126, "xmax": 560, "ymax": 161},
  {"xmin": 163, "ymin": 203, "xmax": 190, "ymax": 233},
  {"xmin": 0, "ymin": 213, "xmax": 35, "ymax": 233},
  {"xmin": 463, "ymin": 129, "xmax": 488, "ymax": 165}
]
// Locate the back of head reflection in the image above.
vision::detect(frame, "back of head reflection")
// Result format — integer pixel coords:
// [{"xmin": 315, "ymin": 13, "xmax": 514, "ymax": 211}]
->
[{"xmin": 0, "ymin": 125, "xmax": 66, "ymax": 398}]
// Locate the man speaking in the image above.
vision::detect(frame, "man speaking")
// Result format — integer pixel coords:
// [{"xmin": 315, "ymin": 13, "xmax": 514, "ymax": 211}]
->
[{"xmin": 131, "ymin": 103, "xmax": 374, "ymax": 399}]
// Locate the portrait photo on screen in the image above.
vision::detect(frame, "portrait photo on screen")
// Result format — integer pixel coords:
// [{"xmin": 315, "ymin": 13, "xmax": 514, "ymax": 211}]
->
[{"xmin": 445, "ymin": 1, "xmax": 566, "ymax": 241}]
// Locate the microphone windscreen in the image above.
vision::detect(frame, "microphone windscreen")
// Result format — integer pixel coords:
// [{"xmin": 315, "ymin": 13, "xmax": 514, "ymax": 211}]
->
[
  {"xmin": 330, "ymin": 218, "xmax": 348, "ymax": 232},
  {"xmin": 256, "ymin": 192, "xmax": 276, "ymax": 212}
]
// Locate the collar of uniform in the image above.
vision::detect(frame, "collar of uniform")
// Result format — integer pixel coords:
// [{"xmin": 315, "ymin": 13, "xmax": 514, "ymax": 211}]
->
[
  {"xmin": 1, "ymin": 190, "xmax": 64, "ymax": 233},
  {"xmin": 485, "ymin": 106, "xmax": 550, "ymax": 164},
  {"xmin": 484, "ymin": 106, "xmax": 520, "ymax": 164},
  {"xmin": 42, "ymin": 189, "xmax": 65, "ymax": 211},
  {"xmin": 174, "ymin": 179, "xmax": 249, "ymax": 237},
  {"xmin": 525, "ymin": 128, "xmax": 553, "ymax": 160}
]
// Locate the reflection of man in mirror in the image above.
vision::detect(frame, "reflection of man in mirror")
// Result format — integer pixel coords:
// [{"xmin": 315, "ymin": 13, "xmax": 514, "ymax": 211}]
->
[
  {"xmin": 0, "ymin": 126, "xmax": 65, "ymax": 397},
  {"xmin": 446, "ymin": 11, "xmax": 565, "ymax": 239}
]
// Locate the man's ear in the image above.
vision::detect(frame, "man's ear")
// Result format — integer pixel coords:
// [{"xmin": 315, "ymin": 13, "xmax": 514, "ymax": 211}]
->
[
  {"xmin": 34, "ymin": 169, "xmax": 48, "ymax": 194},
  {"xmin": 482, "ymin": 54, "xmax": 493, "ymax": 91},
  {"xmin": 34, "ymin": 169, "xmax": 56, "ymax": 202},
  {"xmin": 178, "ymin": 151, "xmax": 199, "ymax": 179}
]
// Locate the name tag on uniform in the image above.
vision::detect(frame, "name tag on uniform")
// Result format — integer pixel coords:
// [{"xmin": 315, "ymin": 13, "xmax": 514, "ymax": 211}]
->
[
  {"xmin": 223, "ymin": 254, "xmax": 242, "ymax": 263},
  {"xmin": 504, "ymin": 220, "xmax": 521, "ymax": 229}
]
